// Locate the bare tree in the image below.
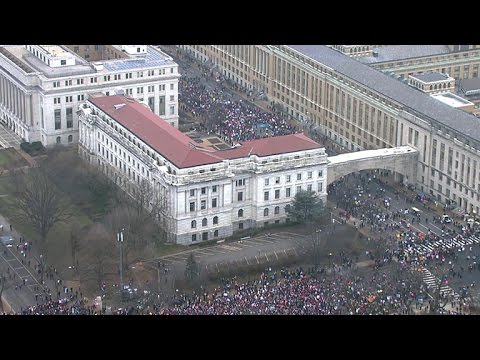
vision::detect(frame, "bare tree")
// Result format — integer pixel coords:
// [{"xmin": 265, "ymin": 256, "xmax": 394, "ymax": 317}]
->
[
  {"xmin": 428, "ymin": 273, "xmax": 451, "ymax": 314},
  {"xmin": 13, "ymin": 167, "xmax": 71, "ymax": 246},
  {"xmin": 0, "ymin": 272, "xmax": 10, "ymax": 303},
  {"xmin": 104, "ymin": 179, "xmax": 169, "ymax": 268},
  {"xmin": 77, "ymin": 223, "xmax": 116, "ymax": 291}
]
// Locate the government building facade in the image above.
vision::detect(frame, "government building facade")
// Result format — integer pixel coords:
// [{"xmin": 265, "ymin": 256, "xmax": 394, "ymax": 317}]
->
[
  {"xmin": 0, "ymin": 45, "xmax": 179, "ymax": 146},
  {"xmin": 179, "ymin": 45, "xmax": 480, "ymax": 216},
  {"xmin": 78, "ymin": 95, "xmax": 328, "ymax": 245}
]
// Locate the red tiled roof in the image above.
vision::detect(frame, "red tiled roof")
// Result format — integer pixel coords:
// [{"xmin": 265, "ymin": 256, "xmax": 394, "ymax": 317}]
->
[
  {"xmin": 89, "ymin": 95, "xmax": 222, "ymax": 168},
  {"xmin": 88, "ymin": 95, "xmax": 322, "ymax": 168}
]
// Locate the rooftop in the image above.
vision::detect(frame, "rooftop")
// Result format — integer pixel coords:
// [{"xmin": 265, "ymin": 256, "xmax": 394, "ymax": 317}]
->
[
  {"xmin": 328, "ymin": 146, "xmax": 416, "ymax": 165},
  {"xmin": 410, "ymin": 72, "xmax": 450, "ymax": 83},
  {"xmin": 2, "ymin": 45, "xmax": 93, "ymax": 78},
  {"xmin": 430, "ymin": 92, "xmax": 473, "ymax": 108},
  {"xmin": 459, "ymin": 78, "xmax": 480, "ymax": 93},
  {"xmin": 39, "ymin": 45, "xmax": 71, "ymax": 58},
  {"xmin": 0, "ymin": 45, "xmax": 176, "ymax": 79},
  {"xmin": 89, "ymin": 95, "xmax": 322, "ymax": 168},
  {"xmin": 102, "ymin": 46, "xmax": 176, "ymax": 72},
  {"xmin": 287, "ymin": 45, "xmax": 480, "ymax": 144},
  {"xmin": 357, "ymin": 45, "xmax": 451, "ymax": 64}
]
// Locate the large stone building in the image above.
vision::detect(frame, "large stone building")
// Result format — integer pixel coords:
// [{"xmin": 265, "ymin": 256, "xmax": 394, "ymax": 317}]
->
[
  {"xmin": 178, "ymin": 45, "xmax": 480, "ymax": 215},
  {"xmin": 78, "ymin": 95, "xmax": 328, "ymax": 245},
  {"xmin": 0, "ymin": 45, "xmax": 179, "ymax": 146}
]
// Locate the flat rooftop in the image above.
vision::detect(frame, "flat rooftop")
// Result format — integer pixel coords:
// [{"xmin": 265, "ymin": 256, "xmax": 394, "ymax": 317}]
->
[
  {"xmin": 431, "ymin": 92, "xmax": 473, "ymax": 108},
  {"xmin": 410, "ymin": 72, "xmax": 450, "ymax": 83},
  {"xmin": 287, "ymin": 45, "xmax": 480, "ymax": 144},
  {"xmin": 357, "ymin": 45, "xmax": 451, "ymax": 64},
  {"xmin": 39, "ymin": 45, "xmax": 71, "ymax": 58},
  {"xmin": 0, "ymin": 45, "xmax": 176, "ymax": 78},
  {"xmin": 102, "ymin": 46, "xmax": 176, "ymax": 72}
]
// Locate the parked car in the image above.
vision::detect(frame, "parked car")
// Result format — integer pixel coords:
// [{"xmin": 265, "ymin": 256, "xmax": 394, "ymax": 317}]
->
[{"xmin": 0, "ymin": 235, "xmax": 14, "ymax": 246}]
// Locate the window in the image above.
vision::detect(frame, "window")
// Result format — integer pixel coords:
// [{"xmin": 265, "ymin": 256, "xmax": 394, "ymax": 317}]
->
[
  {"xmin": 308, "ymin": 171, "xmax": 313, "ymax": 179},
  {"xmin": 191, "ymin": 220, "xmax": 197, "ymax": 229},
  {"xmin": 66, "ymin": 108, "xmax": 73, "ymax": 128},
  {"xmin": 212, "ymin": 198, "xmax": 217, "ymax": 208},
  {"xmin": 202, "ymin": 218, "xmax": 207, "ymax": 227},
  {"xmin": 307, "ymin": 184, "xmax": 312, "ymax": 192},
  {"xmin": 237, "ymin": 192, "xmax": 243, "ymax": 201},
  {"xmin": 54, "ymin": 97, "xmax": 61, "ymax": 105},
  {"xmin": 68, "ymin": 135, "xmax": 73, "ymax": 143},
  {"xmin": 169, "ymin": 105, "xmax": 175, "ymax": 115},
  {"xmin": 77, "ymin": 94, "xmax": 85, "ymax": 101},
  {"xmin": 318, "ymin": 182, "xmax": 323, "ymax": 192},
  {"xmin": 212, "ymin": 185, "xmax": 217, "ymax": 193},
  {"xmin": 286, "ymin": 187, "xmax": 291, "ymax": 198},
  {"xmin": 264, "ymin": 191, "xmax": 269, "ymax": 201},
  {"xmin": 264, "ymin": 178, "xmax": 270, "ymax": 186},
  {"xmin": 275, "ymin": 189, "xmax": 280, "ymax": 199},
  {"xmin": 213, "ymin": 216, "xmax": 218, "ymax": 225},
  {"xmin": 275, "ymin": 177, "xmax": 280, "ymax": 184},
  {"xmin": 54, "ymin": 109, "xmax": 61, "ymax": 130},
  {"xmin": 214, "ymin": 230, "xmax": 219, "ymax": 238},
  {"xmin": 170, "ymin": 95, "xmax": 174, "ymax": 102},
  {"xmin": 170, "ymin": 83, "xmax": 174, "ymax": 91},
  {"xmin": 202, "ymin": 232, "xmax": 208, "ymax": 241},
  {"xmin": 297, "ymin": 173, "xmax": 302, "ymax": 181},
  {"xmin": 286, "ymin": 175, "xmax": 291, "ymax": 183},
  {"xmin": 189, "ymin": 202, "xmax": 195, "ymax": 212},
  {"xmin": 159, "ymin": 96, "xmax": 165, "ymax": 115},
  {"xmin": 56, "ymin": 136, "xmax": 61, "ymax": 144},
  {"xmin": 296, "ymin": 185, "xmax": 302, "ymax": 193},
  {"xmin": 137, "ymin": 87, "xmax": 144, "ymax": 94},
  {"xmin": 239, "ymin": 222, "xmax": 244, "ymax": 230},
  {"xmin": 201, "ymin": 187, "xmax": 206, "ymax": 195},
  {"xmin": 274, "ymin": 206, "xmax": 280, "ymax": 215},
  {"xmin": 53, "ymin": 81, "xmax": 60, "ymax": 88},
  {"xmin": 200, "ymin": 200, "xmax": 206, "ymax": 210},
  {"xmin": 190, "ymin": 189, "xmax": 195, "ymax": 197},
  {"xmin": 264, "ymin": 208, "xmax": 269, "ymax": 217},
  {"xmin": 192, "ymin": 234, "xmax": 197, "ymax": 242},
  {"xmin": 318, "ymin": 170, "xmax": 323, "ymax": 178}
]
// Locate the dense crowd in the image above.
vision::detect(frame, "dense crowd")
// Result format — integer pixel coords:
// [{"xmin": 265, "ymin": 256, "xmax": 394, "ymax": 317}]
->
[
  {"xmin": 179, "ymin": 76, "xmax": 295, "ymax": 145},
  {"xmin": 161, "ymin": 265, "xmax": 419, "ymax": 315}
]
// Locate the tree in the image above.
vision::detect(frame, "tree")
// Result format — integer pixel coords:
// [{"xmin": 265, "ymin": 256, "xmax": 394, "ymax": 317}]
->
[
  {"xmin": 77, "ymin": 223, "xmax": 116, "ymax": 291},
  {"xmin": 185, "ymin": 252, "xmax": 199, "ymax": 286},
  {"xmin": 69, "ymin": 223, "xmax": 83, "ymax": 274},
  {"xmin": 0, "ymin": 272, "xmax": 10, "ymax": 304},
  {"xmin": 13, "ymin": 167, "xmax": 71, "ymax": 245},
  {"xmin": 286, "ymin": 190, "xmax": 325, "ymax": 224},
  {"xmin": 427, "ymin": 273, "xmax": 451, "ymax": 314}
]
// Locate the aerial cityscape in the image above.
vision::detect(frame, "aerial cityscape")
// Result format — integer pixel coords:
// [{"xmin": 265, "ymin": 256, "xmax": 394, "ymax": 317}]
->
[{"xmin": 1, "ymin": 44, "xmax": 480, "ymax": 315}]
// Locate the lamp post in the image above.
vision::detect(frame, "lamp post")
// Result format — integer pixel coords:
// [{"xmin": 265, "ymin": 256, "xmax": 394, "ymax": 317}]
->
[
  {"xmin": 312, "ymin": 229, "xmax": 321, "ymax": 271},
  {"xmin": 117, "ymin": 229, "xmax": 124, "ymax": 298}
]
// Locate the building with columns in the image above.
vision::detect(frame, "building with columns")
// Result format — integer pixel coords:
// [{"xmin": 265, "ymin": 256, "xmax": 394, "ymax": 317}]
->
[
  {"xmin": 78, "ymin": 95, "xmax": 328, "ymax": 245},
  {"xmin": 178, "ymin": 45, "xmax": 480, "ymax": 216},
  {"xmin": 0, "ymin": 45, "xmax": 179, "ymax": 146}
]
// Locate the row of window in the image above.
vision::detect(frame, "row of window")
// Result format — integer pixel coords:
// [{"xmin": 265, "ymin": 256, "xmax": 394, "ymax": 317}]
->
[
  {"xmin": 263, "ymin": 171, "xmax": 323, "ymax": 186},
  {"xmin": 191, "ymin": 216, "xmax": 219, "ymax": 228},
  {"xmin": 52, "ymin": 71, "xmax": 176, "ymax": 89},
  {"xmin": 192, "ymin": 230, "xmax": 219, "ymax": 242},
  {"xmin": 189, "ymin": 186, "xmax": 218, "ymax": 197},
  {"xmin": 189, "ymin": 197, "xmax": 218, "ymax": 212},
  {"xmin": 54, "ymin": 108, "xmax": 74, "ymax": 130}
]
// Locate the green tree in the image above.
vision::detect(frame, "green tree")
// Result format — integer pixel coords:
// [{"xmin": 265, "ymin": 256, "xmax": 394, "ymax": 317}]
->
[
  {"xmin": 286, "ymin": 190, "xmax": 325, "ymax": 224},
  {"xmin": 185, "ymin": 252, "xmax": 199, "ymax": 285}
]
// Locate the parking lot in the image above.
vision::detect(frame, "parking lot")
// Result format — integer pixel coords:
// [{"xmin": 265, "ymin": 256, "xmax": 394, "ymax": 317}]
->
[{"xmin": 145, "ymin": 231, "xmax": 310, "ymax": 272}]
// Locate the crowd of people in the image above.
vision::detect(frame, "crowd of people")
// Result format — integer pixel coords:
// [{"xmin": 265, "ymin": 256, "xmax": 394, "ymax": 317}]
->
[
  {"xmin": 179, "ymin": 76, "xmax": 296, "ymax": 145},
  {"xmin": 161, "ymin": 265, "xmax": 419, "ymax": 315}
]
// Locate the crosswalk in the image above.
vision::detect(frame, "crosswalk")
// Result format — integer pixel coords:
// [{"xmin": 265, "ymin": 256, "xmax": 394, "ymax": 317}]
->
[
  {"xmin": 404, "ymin": 234, "xmax": 480, "ymax": 256},
  {"xmin": 417, "ymin": 266, "xmax": 460, "ymax": 300}
]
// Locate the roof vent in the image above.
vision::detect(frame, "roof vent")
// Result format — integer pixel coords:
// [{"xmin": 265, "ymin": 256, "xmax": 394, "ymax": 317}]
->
[{"xmin": 114, "ymin": 103, "xmax": 126, "ymax": 110}]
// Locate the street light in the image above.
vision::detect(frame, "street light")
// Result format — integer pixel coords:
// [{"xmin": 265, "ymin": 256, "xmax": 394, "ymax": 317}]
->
[
  {"xmin": 313, "ymin": 229, "xmax": 321, "ymax": 271},
  {"xmin": 117, "ymin": 229, "xmax": 124, "ymax": 299}
]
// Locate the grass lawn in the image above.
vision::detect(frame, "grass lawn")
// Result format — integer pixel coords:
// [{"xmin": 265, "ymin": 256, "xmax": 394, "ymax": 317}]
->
[{"xmin": 0, "ymin": 148, "xmax": 28, "ymax": 169}]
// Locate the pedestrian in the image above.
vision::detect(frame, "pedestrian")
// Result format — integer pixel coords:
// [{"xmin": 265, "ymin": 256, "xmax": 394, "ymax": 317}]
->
[{"xmin": 9, "ymin": 224, "xmax": 12, "ymax": 231}]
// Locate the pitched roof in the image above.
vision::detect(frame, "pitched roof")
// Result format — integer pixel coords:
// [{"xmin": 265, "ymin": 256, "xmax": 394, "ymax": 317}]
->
[{"xmin": 88, "ymin": 95, "xmax": 322, "ymax": 168}]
